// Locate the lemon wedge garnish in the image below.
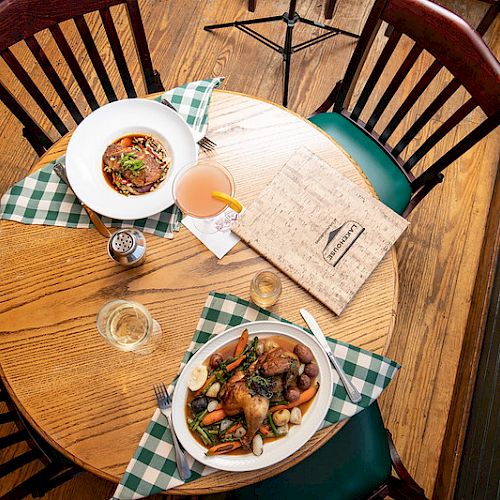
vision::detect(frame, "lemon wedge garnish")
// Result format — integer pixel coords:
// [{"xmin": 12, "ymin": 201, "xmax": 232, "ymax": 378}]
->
[{"xmin": 211, "ymin": 191, "xmax": 244, "ymax": 213}]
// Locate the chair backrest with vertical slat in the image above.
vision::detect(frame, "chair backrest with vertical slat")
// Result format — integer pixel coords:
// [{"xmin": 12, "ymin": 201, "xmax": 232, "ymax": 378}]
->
[
  {"xmin": 0, "ymin": 0, "xmax": 164, "ymax": 155},
  {"xmin": 0, "ymin": 378, "xmax": 81, "ymax": 497},
  {"xmin": 331, "ymin": 0, "xmax": 500, "ymax": 214}
]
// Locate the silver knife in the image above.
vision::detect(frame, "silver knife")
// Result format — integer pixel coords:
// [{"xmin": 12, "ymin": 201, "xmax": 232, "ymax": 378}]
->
[
  {"xmin": 53, "ymin": 163, "xmax": 111, "ymax": 239},
  {"xmin": 300, "ymin": 308, "xmax": 362, "ymax": 404}
]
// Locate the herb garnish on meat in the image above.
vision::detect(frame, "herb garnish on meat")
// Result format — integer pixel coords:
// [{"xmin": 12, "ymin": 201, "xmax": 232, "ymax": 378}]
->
[
  {"xmin": 119, "ymin": 153, "xmax": 145, "ymax": 175},
  {"xmin": 241, "ymin": 337, "xmax": 259, "ymax": 371},
  {"xmin": 247, "ymin": 374, "xmax": 273, "ymax": 399}
]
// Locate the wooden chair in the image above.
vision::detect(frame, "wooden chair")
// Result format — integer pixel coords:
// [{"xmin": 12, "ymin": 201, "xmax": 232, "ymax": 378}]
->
[
  {"xmin": 384, "ymin": 0, "xmax": 499, "ymax": 38},
  {"xmin": 0, "ymin": 0, "xmax": 164, "ymax": 157},
  {"xmin": 0, "ymin": 380, "xmax": 81, "ymax": 499},
  {"xmin": 228, "ymin": 402, "xmax": 427, "ymax": 500},
  {"xmin": 309, "ymin": 0, "xmax": 500, "ymax": 217}
]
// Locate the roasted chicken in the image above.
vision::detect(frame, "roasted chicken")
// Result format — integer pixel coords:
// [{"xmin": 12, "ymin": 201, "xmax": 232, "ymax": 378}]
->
[
  {"xmin": 257, "ymin": 347, "xmax": 300, "ymax": 377},
  {"xmin": 219, "ymin": 345, "xmax": 303, "ymax": 446},
  {"xmin": 219, "ymin": 379, "xmax": 269, "ymax": 446},
  {"xmin": 187, "ymin": 332, "xmax": 318, "ymax": 456}
]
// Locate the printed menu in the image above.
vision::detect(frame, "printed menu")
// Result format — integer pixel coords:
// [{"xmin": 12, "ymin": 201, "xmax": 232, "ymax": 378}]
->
[{"xmin": 232, "ymin": 147, "xmax": 409, "ymax": 315}]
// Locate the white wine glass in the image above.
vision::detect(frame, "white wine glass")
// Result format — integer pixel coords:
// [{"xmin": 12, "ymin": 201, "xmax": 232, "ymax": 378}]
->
[{"xmin": 96, "ymin": 299, "xmax": 161, "ymax": 354}]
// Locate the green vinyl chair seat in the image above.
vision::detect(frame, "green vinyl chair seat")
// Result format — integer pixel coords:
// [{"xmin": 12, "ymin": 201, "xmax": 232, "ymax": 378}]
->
[
  {"xmin": 229, "ymin": 402, "xmax": 392, "ymax": 500},
  {"xmin": 309, "ymin": 112, "xmax": 412, "ymax": 215}
]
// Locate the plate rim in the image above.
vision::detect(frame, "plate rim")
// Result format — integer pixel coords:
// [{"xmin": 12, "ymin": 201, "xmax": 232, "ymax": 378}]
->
[
  {"xmin": 65, "ymin": 98, "xmax": 198, "ymax": 220},
  {"xmin": 171, "ymin": 320, "xmax": 333, "ymax": 472}
]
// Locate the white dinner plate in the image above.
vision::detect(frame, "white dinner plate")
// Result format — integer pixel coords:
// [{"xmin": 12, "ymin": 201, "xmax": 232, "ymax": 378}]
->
[
  {"xmin": 65, "ymin": 99, "xmax": 198, "ymax": 220},
  {"xmin": 171, "ymin": 321, "xmax": 333, "ymax": 472}
]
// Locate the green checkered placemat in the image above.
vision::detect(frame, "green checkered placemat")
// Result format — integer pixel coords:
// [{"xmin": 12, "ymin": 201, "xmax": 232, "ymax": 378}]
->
[
  {"xmin": 0, "ymin": 77, "xmax": 224, "ymax": 238},
  {"xmin": 113, "ymin": 292, "xmax": 400, "ymax": 499}
]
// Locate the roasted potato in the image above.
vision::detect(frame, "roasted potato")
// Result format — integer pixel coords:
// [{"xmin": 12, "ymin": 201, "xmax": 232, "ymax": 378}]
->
[
  {"xmin": 273, "ymin": 409, "xmax": 291, "ymax": 427},
  {"xmin": 286, "ymin": 386, "xmax": 301, "ymax": 402},
  {"xmin": 304, "ymin": 362, "xmax": 319, "ymax": 378},
  {"xmin": 297, "ymin": 374, "xmax": 312, "ymax": 390},
  {"xmin": 293, "ymin": 344, "xmax": 314, "ymax": 363},
  {"xmin": 209, "ymin": 353, "xmax": 224, "ymax": 369},
  {"xmin": 190, "ymin": 396, "xmax": 208, "ymax": 413}
]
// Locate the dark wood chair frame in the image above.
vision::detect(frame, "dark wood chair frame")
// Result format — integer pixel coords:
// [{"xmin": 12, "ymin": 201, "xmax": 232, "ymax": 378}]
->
[
  {"xmin": 311, "ymin": 0, "xmax": 500, "ymax": 217},
  {"xmin": 0, "ymin": 379, "xmax": 81, "ymax": 499},
  {"xmin": 384, "ymin": 0, "xmax": 498, "ymax": 38},
  {"xmin": 228, "ymin": 420, "xmax": 428, "ymax": 499},
  {"xmin": 366, "ymin": 429, "xmax": 427, "ymax": 499},
  {"xmin": 0, "ymin": 0, "xmax": 164, "ymax": 157}
]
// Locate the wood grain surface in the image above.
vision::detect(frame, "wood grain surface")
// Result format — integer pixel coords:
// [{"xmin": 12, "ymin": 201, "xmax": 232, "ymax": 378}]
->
[
  {"xmin": 0, "ymin": 91, "xmax": 398, "ymax": 493},
  {"xmin": 0, "ymin": 0, "xmax": 498, "ymax": 498}
]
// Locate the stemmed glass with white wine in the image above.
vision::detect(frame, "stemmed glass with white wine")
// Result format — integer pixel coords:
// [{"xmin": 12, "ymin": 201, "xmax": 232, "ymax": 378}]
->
[{"xmin": 96, "ymin": 300, "xmax": 161, "ymax": 354}]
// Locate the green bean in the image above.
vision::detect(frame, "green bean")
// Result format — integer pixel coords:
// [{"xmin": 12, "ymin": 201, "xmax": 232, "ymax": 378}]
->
[
  {"xmin": 268, "ymin": 412, "xmax": 278, "ymax": 436},
  {"xmin": 191, "ymin": 409, "xmax": 208, "ymax": 431},
  {"xmin": 196, "ymin": 427, "xmax": 212, "ymax": 446}
]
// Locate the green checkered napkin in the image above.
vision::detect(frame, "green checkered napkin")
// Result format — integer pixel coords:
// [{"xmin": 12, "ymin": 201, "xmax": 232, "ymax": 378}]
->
[
  {"xmin": 0, "ymin": 77, "xmax": 224, "ymax": 238},
  {"xmin": 113, "ymin": 292, "xmax": 400, "ymax": 499}
]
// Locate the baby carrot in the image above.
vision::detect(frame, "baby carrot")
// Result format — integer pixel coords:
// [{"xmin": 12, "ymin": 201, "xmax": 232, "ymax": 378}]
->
[
  {"xmin": 259, "ymin": 425, "xmax": 271, "ymax": 436},
  {"xmin": 206, "ymin": 441, "xmax": 242, "ymax": 456},
  {"xmin": 223, "ymin": 422, "xmax": 243, "ymax": 436},
  {"xmin": 234, "ymin": 328, "xmax": 249, "ymax": 356},
  {"xmin": 226, "ymin": 355, "xmax": 245, "ymax": 372},
  {"xmin": 201, "ymin": 409, "xmax": 226, "ymax": 426},
  {"xmin": 270, "ymin": 383, "xmax": 319, "ymax": 412}
]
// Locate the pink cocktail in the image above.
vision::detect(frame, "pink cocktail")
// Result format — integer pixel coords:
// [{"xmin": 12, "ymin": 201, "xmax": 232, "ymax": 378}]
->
[{"xmin": 173, "ymin": 159, "xmax": 235, "ymax": 233}]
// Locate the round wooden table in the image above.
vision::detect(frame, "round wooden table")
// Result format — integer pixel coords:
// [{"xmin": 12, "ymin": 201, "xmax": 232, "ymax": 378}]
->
[{"xmin": 0, "ymin": 91, "xmax": 398, "ymax": 494}]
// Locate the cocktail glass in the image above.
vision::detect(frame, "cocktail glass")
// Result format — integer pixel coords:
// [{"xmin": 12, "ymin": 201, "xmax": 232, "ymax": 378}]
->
[{"xmin": 173, "ymin": 157, "xmax": 237, "ymax": 234}]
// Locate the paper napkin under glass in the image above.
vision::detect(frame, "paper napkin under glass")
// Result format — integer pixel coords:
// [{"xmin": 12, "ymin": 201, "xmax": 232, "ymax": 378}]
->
[
  {"xmin": 112, "ymin": 291, "xmax": 400, "ymax": 499},
  {"xmin": 0, "ymin": 77, "xmax": 224, "ymax": 239},
  {"xmin": 182, "ymin": 211, "xmax": 241, "ymax": 259}
]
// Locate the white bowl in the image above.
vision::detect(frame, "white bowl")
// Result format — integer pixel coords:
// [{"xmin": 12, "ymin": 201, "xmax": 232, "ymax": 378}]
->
[
  {"xmin": 65, "ymin": 99, "xmax": 198, "ymax": 220},
  {"xmin": 172, "ymin": 321, "xmax": 333, "ymax": 472}
]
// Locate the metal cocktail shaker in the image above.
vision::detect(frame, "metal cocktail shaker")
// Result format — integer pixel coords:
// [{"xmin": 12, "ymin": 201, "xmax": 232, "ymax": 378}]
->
[{"xmin": 107, "ymin": 229, "xmax": 146, "ymax": 267}]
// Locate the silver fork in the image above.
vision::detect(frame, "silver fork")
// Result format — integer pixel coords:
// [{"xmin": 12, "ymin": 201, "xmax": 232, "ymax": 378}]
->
[
  {"xmin": 153, "ymin": 383, "xmax": 191, "ymax": 480},
  {"xmin": 198, "ymin": 136, "xmax": 217, "ymax": 152},
  {"xmin": 160, "ymin": 98, "xmax": 216, "ymax": 153}
]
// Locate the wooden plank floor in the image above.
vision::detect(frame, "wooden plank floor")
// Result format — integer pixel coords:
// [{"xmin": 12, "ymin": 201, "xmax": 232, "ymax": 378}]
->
[{"xmin": 0, "ymin": 0, "xmax": 498, "ymax": 498}]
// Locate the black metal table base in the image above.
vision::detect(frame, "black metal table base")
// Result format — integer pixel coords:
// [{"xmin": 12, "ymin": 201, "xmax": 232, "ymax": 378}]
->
[{"xmin": 204, "ymin": 0, "xmax": 359, "ymax": 107}]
